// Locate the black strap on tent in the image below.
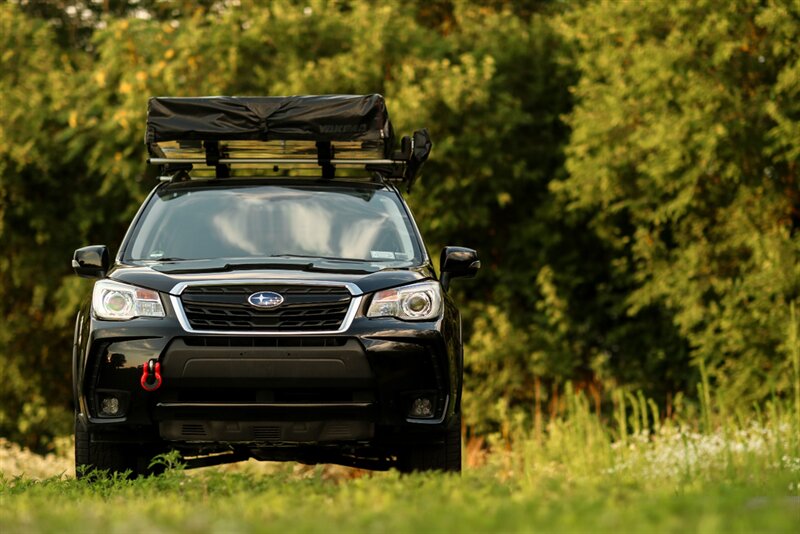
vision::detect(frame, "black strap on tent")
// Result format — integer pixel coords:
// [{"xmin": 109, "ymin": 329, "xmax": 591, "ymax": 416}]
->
[
  {"xmin": 316, "ymin": 141, "xmax": 335, "ymax": 179},
  {"xmin": 205, "ymin": 141, "xmax": 230, "ymax": 178},
  {"xmin": 404, "ymin": 129, "xmax": 432, "ymax": 191}
]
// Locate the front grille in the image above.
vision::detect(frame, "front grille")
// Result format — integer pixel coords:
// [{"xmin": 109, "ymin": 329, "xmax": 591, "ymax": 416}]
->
[{"xmin": 180, "ymin": 284, "xmax": 352, "ymax": 332}]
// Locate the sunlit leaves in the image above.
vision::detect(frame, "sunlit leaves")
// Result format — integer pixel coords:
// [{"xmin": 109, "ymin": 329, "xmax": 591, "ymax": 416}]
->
[{"xmin": 557, "ymin": 0, "xmax": 800, "ymax": 401}]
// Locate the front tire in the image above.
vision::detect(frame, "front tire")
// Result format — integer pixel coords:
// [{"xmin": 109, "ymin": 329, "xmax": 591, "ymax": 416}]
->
[
  {"xmin": 397, "ymin": 414, "xmax": 462, "ymax": 473},
  {"xmin": 74, "ymin": 414, "xmax": 161, "ymax": 479}
]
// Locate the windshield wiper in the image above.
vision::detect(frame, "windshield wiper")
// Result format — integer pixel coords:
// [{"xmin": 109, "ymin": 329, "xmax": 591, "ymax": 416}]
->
[
  {"xmin": 269, "ymin": 254, "xmax": 370, "ymax": 263},
  {"xmin": 223, "ymin": 259, "xmax": 374, "ymax": 274},
  {"xmin": 152, "ymin": 258, "xmax": 315, "ymax": 274},
  {"xmin": 145, "ymin": 257, "xmax": 188, "ymax": 262},
  {"xmin": 142, "ymin": 256, "xmax": 376, "ymax": 274},
  {"xmin": 223, "ymin": 260, "xmax": 313, "ymax": 270}
]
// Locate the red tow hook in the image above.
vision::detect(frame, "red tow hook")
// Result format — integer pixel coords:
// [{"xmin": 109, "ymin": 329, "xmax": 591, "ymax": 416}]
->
[{"xmin": 140, "ymin": 359, "xmax": 162, "ymax": 392}]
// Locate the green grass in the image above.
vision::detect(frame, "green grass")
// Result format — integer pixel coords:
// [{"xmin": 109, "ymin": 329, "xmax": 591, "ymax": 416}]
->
[
  {"xmin": 0, "ymin": 452, "xmax": 797, "ymax": 533},
  {"xmin": 2, "ymin": 395, "xmax": 799, "ymax": 533},
  {"xmin": 0, "ymin": 466, "xmax": 796, "ymax": 533}
]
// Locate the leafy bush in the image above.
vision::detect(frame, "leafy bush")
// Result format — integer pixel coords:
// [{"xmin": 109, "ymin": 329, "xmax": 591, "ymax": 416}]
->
[
  {"xmin": 555, "ymin": 0, "xmax": 800, "ymax": 403},
  {"xmin": 1, "ymin": 0, "xmax": 797, "ymax": 447}
]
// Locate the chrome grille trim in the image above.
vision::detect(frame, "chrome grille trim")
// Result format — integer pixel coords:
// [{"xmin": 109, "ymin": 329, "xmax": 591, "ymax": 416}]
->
[
  {"xmin": 169, "ymin": 279, "xmax": 362, "ymax": 297},
  {"xmin": 170, "ymin": 279, "xmax": 363, "ymax": 336}
]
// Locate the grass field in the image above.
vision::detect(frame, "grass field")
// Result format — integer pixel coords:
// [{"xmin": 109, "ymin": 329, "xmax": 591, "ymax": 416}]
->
[
  {"xmin": 1, "ymin": 461, "xmax": 797, "ymax": 533},
  {"xmin": 2, "ymin": 395, "xmax": 799, "ymax": 533}
]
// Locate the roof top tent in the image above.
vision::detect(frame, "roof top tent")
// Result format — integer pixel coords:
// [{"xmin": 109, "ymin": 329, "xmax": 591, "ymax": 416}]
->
[{"xmin": 145, "ymin": 94, "xmax": 432, "ymax": 190}]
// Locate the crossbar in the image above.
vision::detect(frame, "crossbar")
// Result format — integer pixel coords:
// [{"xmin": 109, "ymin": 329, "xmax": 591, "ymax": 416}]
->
[{"xmin": 148, "ymin": 158, "xmax": 400, "ymax": 165}]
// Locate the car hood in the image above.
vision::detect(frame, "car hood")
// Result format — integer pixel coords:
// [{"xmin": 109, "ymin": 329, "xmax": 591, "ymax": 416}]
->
[{"xmin": 108, "ymin": 262, "xmax": 435, "ymax": 296}]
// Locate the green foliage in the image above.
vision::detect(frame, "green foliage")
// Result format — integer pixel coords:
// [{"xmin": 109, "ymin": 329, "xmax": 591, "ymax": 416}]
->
[
  {"xmin": 0, "ymin": 7, "xmax": 95, "ymax": 448},
  {"xmin": 6, "ymin": 469, "xmax": 797, "ymax": 533},
  {"xmin": 0, "ymin": 0, "xmax": 582, "ymax": 446},
  {"xmin": 1, "ymin": 0, "xmax": 798, "ymax": 447},
  {"xmin": 554, "ymin": 0, "xmax": 800, "ymax": 403}
]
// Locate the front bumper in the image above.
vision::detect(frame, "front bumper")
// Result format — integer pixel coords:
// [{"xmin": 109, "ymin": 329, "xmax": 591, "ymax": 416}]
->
[{"xmin": 76, "ymin": 307, "xmax": 458, "ymax": 444}]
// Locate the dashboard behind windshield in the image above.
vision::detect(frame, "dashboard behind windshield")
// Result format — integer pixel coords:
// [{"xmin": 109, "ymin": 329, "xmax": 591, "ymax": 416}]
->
[{"xmin": 123, "ymin": 183, "xmax": 424, "ymax": 268}]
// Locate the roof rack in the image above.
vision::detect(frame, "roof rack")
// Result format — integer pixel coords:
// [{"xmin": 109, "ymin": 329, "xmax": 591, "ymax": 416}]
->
[{"xmin": 145, "ymin": 94, "xmax": 431, "ymax": 190}]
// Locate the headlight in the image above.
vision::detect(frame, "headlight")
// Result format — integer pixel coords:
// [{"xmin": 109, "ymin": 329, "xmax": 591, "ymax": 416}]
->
[
  {"xmin": 366, "ymin": 281, "xmax": 442, "ymax": 321},
  {"xmin": 92, "ymin": 280, "xmax": 165, "ymax": 320}
]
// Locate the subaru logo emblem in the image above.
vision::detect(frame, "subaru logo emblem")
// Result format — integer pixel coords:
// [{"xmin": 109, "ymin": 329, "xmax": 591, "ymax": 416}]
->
[{"xmin": 247, "ymin": 291, "xmax": 284, "ymax": 309}]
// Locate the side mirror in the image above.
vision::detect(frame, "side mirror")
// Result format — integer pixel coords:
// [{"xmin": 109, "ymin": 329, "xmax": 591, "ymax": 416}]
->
[
  {"xmin": 72, "ymin": 245, "xmax": 109, "ymax": 279},
  {"xmin": 440, "ymin": 246, "xmax": 480, "ymax": 291}
]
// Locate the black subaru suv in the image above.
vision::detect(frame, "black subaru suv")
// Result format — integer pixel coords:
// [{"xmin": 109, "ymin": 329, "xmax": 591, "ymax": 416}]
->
[{"xmin": 71, "ymin": 94, "xmax": 479, "ymax": 476}]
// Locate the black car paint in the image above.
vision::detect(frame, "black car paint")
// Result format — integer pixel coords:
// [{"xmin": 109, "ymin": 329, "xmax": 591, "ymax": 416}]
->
[
  {"xmin": 73, "ymin": 179, "xmax": 465, "ymax": 457},
  {"xmin": 107, "ymin": 264, "xmax": 433, "ymax": 298}
]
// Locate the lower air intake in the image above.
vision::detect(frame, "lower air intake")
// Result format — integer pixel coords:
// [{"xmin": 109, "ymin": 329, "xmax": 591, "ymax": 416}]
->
[
  {"xmin": 181, "ymin": 423, "xmax": 207, "ymax": 437},
  {"xmin": 253, "ymin": 426, "xmax": 282, "ymax": 441}
]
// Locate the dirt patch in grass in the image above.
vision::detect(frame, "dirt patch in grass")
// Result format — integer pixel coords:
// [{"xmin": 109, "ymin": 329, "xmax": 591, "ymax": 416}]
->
[
  {"xmin": 0, "ymin": 438, "xmax": 73, "ymax": 479},
  {"xmin": 0, "ymin": 437, "xmax": 368, "ymax": 481}
]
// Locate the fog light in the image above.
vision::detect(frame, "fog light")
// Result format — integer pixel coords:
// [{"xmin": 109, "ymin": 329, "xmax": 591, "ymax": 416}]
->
[
  {"xmin": 409, "ymin": 397, "xmax": 434, "ymax": 418},
  {"xmin": 100, "ymin": 396, "xmax": 120, "ymax": 416}
]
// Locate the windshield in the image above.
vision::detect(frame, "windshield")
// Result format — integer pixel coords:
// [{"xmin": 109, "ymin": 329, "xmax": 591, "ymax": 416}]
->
[{"xmin": 123, "ymin": 183, "xmax": 423, "ymax": 267}]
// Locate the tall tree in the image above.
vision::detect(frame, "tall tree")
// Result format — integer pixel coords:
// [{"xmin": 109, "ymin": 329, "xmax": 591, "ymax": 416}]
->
[{"xmin": 556, "ymin": 0, "xmax": 800, "ymax": 402}]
